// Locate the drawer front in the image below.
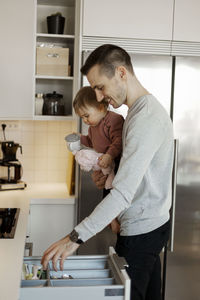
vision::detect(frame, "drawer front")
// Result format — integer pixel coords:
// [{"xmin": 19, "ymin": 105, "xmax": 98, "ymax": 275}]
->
[{"xmin": 20, "ymin": 251, "xmax": 130, "ymax": 300}]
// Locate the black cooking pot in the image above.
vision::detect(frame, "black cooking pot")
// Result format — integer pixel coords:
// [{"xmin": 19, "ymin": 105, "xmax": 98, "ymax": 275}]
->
[{"xmin": 42, "ymin": 91, "xmax": 65, "ymax": 116}]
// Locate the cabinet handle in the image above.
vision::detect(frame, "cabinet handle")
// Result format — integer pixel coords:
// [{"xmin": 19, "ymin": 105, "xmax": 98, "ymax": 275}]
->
[{"xmin": 47, "ymin": 53, "xmax": 59, "ymax": 58}]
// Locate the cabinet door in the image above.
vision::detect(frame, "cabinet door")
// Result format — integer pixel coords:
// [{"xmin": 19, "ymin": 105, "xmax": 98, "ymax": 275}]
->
[
  {"xmin": 30, "ymin": 203, "xmax": 74, "ymax": 256},
  {"xmin": 0, "ymin": 0, "xmax": 34, "ymax": 119},
  {"xmin": 173, "ymin": 0, "xmax": 200, "ymax": 42},
  {"xmin": 83, "ymin": 0, "xmax": 174, "ymax": 40}
]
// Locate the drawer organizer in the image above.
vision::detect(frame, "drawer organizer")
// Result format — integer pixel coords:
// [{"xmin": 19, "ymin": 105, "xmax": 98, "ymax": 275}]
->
[{"xmin": 20, "ymin": 247, "xmax": 130, "ymax": 300}]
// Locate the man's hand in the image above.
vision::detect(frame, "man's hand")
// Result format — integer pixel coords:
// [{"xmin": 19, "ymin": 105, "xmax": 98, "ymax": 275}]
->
[
  {"xmin": 41, "ymin": 235, "xmax": 80, "ymax": 271},
  {"xmin": 110, "ymin": 218, "xmax": 120, "ymax": 234},
  {"xmin": 91, "ymin": 170, "xmax": 108, "ymax": 189}
]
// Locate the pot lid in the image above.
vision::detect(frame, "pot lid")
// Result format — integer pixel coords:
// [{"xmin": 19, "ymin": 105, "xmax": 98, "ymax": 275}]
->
[{"xmin": 45, "ymin": 91, "xmax": 63, "ymax": 99}]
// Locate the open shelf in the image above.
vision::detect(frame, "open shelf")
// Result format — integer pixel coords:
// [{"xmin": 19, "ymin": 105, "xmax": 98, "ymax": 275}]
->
[
  {"xmin": 34, "ymin": 0, "xmax": 77, "ymax": 120},
  {"xmin": 35, "ymin": 75, "xmax": 73, "ymax": 80},
  {"xmin": 34, "ymin": 115, "xmax": 73, "ymax": 120},
  {"xmin": 36, "ymin": 33, "xmax": 74, "ymax": 39},
  {"xmin": 37, "ymin": 0, "xmax": 75, "ymax": 7}
]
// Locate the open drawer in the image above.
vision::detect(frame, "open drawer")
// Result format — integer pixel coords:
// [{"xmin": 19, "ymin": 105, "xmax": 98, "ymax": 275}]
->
[{"xmin": 20, "ymin": 247, "xmax": 130, "ymax": 300}]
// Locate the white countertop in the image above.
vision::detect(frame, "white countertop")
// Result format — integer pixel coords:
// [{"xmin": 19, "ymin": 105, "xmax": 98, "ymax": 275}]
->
[
  {"xmin": 27, "ymin": 183, "xmax": 75, "ymax": 204},
  {"xmin": 0, "ymin": 190, "xmax": 29, "ymax": 300},
  {"xmin": 0, "ymin": 183, "xmax": 75, "ymax": 300}
]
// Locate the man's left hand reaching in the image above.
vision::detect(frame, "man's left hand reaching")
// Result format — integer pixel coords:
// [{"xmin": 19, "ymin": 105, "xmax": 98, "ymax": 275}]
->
[{"xmin": 41, "ymin": 235, "xmax": 80, "ymax": 271}]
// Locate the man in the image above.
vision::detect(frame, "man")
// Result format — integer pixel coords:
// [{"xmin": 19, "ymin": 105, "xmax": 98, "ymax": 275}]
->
[{"xmin": 41, "ymin": 44, "xmax": 174, "ymax": 300}]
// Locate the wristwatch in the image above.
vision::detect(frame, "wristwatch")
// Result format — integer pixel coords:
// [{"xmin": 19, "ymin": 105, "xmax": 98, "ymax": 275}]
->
[{"xmin": 69, "ymin": 229, "xmax": 83, "ymax": 244}]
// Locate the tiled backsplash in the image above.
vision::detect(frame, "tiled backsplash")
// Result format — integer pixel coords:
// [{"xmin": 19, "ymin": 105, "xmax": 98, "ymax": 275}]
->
[{"xmin": 0, "ymin": 120, "xmax": 77, "ymax": 183}]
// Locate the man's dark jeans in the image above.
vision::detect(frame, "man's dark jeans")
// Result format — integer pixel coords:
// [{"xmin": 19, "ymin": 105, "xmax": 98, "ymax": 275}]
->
[{"xmin": 115, "ymin": 221, "xmax": 170, "ymax": 300}]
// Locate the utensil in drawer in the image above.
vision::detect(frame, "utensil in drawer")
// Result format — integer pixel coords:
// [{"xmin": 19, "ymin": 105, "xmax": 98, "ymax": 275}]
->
[
  {"xmin": 32, "ymin": 265, "xmax": 40, "ymax": 280},
  {"xmin": 38, "ymin": 267, "xmax": 43, "ymax": 280}
]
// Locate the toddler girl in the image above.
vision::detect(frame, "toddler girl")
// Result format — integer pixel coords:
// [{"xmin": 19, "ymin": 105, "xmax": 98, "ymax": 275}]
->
[{"xmin": 73, "ymin": 86, "xmax": 124, "ymax": 233}]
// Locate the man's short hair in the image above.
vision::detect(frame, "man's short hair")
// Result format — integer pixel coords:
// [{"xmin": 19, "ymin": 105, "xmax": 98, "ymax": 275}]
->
[{"xmin": 81, "ymin": 44, "xmax": 134, "ymax": 78}]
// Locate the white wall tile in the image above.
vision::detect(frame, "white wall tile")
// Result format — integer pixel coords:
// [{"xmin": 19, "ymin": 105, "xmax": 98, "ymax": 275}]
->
[{"xmin": 0, "ymin": 120, "xmax": 77, "ymax": 183}]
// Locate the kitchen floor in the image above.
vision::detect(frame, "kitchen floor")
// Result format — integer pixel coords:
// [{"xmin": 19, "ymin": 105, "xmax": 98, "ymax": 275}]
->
[{"xmin": 164, "ymin": 185, "xmax": 200, "ymax": 300}]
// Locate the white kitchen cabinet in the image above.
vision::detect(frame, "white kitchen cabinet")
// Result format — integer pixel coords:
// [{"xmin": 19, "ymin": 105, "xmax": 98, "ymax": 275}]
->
[
  {"xmin": 83, "ymin": 0, "xmax": 174, "ymax": 40},
  {"xmin": 0, "ymin": 0, "xmax": 35, "ymax": 119},
  {"xmin": 0, "ymin": 0, "xmax": 82, "ymax": 120},
  {"xmin": 173, "ymin": 0, "xmax": 200, "ymax": 42},
  {"xmin": 28, "ymin": 199, "xmax": 75, "ymax": 256}
]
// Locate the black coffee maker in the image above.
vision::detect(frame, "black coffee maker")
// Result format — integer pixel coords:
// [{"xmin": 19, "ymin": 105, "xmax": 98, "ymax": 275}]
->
[{"xmin": 0, "ymin": 124, "xmax": 24, "ymax": 188}]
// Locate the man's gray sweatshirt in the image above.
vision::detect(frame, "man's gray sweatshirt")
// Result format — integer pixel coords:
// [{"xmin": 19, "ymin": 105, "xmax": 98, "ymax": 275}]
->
[{"xmin": 75, "ymin": 94, "xmax": 174, "ymax": 241}]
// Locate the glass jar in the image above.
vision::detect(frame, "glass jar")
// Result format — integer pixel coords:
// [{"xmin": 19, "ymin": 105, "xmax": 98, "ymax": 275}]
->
[
  {"xmin": 42, "ymin": 91, "xmax": 65, "ymax": 116},
  {"xmin": 35, "ymin": 93, "xmax": 44, "ymax": 115}
]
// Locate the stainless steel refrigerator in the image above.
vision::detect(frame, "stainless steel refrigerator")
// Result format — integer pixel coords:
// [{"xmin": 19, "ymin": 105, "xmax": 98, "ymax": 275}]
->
[
  {"xmin": 172, "ymin": 56, "xmax": 200, "ymax": 254},
  {"xmin": 77, "ymin": 51, "xmax": 200, "ymax": 255}
]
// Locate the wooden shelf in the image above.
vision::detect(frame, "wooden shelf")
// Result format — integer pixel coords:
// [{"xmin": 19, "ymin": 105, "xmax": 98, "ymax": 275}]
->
[
  {"xmin": 36, "ymin": 33, "xmax": 75, "ymax": 39},
  {"xmin": 35, "ymin": 75, "xmax": 73, "ymax": 80},
  {"xmin": 37, "ymin": 0, "xmax": 75, "ymax": 7},
  {"xmin": 34, "ymin": 115, "xmax": 74, "ymax": 121}
]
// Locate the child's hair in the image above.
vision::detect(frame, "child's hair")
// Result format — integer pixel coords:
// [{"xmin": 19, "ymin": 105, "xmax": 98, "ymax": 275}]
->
[{"xmin": 73, "ymin": 86, "xmax": 109, "ymax": 114}]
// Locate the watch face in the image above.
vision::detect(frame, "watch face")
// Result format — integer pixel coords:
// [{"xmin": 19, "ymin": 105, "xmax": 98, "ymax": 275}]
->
[
  {"xmin": 70, "ymin": 230, "xmax": 79, "ymax": 242},
  {"xmin": 70, "ymin": 230, "xmax": 83, "ymax": 244}
]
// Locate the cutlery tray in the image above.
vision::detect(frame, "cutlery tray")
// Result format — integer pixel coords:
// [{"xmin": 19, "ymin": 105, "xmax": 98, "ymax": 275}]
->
[{"xmin": 20, "ymin": 247, "xmax": 130, "ymax": 300}]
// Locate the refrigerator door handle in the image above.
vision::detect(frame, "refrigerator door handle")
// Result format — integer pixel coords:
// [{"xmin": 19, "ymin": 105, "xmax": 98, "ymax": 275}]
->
[{"xmin": 168, "ymin": 139, "xmax": 179, "ymax": 252}]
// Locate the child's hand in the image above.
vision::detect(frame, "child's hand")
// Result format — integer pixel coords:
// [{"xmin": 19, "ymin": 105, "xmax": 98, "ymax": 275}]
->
[
  {"xmin": 110, "ymin": 218, "xmax": 120, "ymax": 234},
  {"xmin": 72, "ymin": 132, "xmax": 81, "ymax": 137},
  {"xmin": 98, "ymin": 153, "xmax": 113, "ymax": 168}
]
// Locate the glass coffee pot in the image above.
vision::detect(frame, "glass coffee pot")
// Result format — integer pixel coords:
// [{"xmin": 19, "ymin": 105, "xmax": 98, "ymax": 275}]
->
[{"xmin": 42, "ymin": 91, "xmax": 65, "ymax": 116}]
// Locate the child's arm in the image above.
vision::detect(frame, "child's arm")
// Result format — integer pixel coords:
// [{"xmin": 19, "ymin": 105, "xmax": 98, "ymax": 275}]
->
[
  {"xmin": 80, "ymin": 127, "xmax": 93, "ymax": 148},
  {"xmin": 106, "ymin": 113, "xmax": 124, "ymax": 159}
]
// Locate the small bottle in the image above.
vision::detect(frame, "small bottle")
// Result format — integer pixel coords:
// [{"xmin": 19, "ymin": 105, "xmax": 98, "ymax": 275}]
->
[{"xmin": 35, "ymin": 93, "xmax": 44, "ymax": 115}]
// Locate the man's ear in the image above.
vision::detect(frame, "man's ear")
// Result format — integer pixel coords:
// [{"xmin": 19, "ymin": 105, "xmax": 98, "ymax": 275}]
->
[{"xmin": 116, "ymin": 66, "xmax": 127, "ymax": 79}]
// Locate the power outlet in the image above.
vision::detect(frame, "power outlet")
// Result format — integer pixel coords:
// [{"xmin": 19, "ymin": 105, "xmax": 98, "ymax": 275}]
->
[{"xmin": 1, "ymin": 122, "xmax": 20, "ymax": 130}]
